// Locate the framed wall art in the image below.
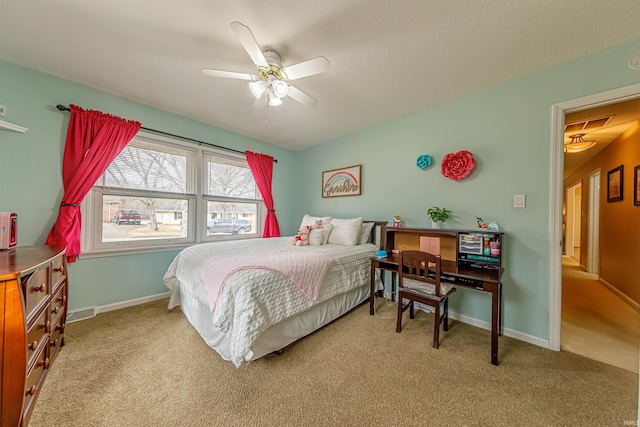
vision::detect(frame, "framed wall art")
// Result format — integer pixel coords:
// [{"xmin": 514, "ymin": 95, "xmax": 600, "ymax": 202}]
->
[
  {"xmin": 322, "ymin": 164, "xmax": 361, "ymax": 198},
  {"xmin": 607, "ymin": 164, "xmax": 623, "ymax": 202},
  {"xmin": 634, "ymin": 165, "xmax": 640, "ymax": 206}
]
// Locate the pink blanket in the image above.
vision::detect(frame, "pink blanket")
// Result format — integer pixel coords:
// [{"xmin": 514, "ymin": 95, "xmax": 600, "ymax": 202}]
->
[{"xmin": 198, "ymin": 252, "xmax": 334, "ymax": 311}]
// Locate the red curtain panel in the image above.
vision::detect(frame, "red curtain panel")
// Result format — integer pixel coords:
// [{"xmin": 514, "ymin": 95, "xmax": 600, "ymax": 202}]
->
[
  {"xmin": 246, "ymin": 151, "xmax": 281, "ymax": 238},
  {"xmin": 46, "ymin": 105, "xmax": 141, "ymax": 262}
]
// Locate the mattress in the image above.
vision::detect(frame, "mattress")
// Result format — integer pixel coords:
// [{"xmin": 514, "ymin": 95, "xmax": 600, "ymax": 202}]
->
[{"xmin": 163, "ymin": 237, "xmax": 379, "ymax": 366}]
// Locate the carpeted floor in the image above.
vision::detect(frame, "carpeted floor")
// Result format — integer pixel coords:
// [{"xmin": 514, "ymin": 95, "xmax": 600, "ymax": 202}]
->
[
  {"xmin": 561, "ymin": 256, "xmax": 640, "ymax": 373},
  {"xmin": 29, "ymin": 298, "xmax": 638, "ymax": 427}
]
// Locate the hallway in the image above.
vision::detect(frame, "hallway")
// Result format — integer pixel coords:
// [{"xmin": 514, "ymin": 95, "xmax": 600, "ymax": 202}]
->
[{"xmin": 561, "ymin": 256, "xmax": 640, "ymax": 373}]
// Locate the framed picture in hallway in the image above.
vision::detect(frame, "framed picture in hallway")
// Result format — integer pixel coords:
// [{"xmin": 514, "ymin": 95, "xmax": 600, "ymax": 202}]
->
[
  {"xmin": 634, "ymin": 165, "xmax": 640, "ymax": 206},
  {"xmin": 607, "ymin": 165, "xmax": 623, "ymax": 202}
]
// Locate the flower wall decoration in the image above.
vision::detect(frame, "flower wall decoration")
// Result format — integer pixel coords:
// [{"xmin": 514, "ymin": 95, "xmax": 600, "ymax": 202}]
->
[
  {"xmin": 416, "ymin": 154, "xmax": 432, "ymax": 170},
  {"xmin": 441, "ymin": 150, "xmax": 475, "ymax": 181}
]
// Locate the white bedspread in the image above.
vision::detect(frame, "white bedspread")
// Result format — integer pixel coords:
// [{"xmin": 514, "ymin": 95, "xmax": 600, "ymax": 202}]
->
[{"xmin": 163, "ymin": 237, "xmax": 377, "ymax": 366}]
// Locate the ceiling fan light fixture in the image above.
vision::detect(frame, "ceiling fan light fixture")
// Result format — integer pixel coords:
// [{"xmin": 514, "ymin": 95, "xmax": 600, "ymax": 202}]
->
[
  {"xmin": 272, "ymin": 80, "xmax": 289, "ymax": 98},
  {"xmin": 249, "ymin": 80, "xmax": 266, "ymax": 98},
  {"xmin": 268, "ymin": 89, "xmax": 283, "ymax": 106},
  {"xmin": 564, "ymin": 133, "xmax": 596, "ymax": 153}
]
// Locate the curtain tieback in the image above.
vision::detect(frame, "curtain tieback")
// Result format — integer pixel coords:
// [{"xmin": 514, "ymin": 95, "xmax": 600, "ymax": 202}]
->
[
  {"xmin": 267, "ymin": 210, "xmax": 275, "ymax": 212},
  {"xmin": 61, "ymin": 202, "xmax": 81, "ymax": 207}
]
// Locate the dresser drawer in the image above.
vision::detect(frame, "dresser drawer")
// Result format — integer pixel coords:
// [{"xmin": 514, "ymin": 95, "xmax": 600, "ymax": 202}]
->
[
  {"xmin": 23, "ymin": 266, "xmax": 50, "ymax": 322},
  {"xmin": 26, "ymin": 308, "xmax": 49, "ymax": 370},
  {"xmin": 49, "ymin": 314, "xmax": 65, "ymax": 364},
  {"xmin": 51, "ymin": 283, "xmax": 67, "ymax": 326},
  {"xmin": 22, "ymin": 347, "xmax": 49, "ymax": 421},
  {"xmin": 51, "ymin": 254, "xmax": 66, "ymax": 290}
]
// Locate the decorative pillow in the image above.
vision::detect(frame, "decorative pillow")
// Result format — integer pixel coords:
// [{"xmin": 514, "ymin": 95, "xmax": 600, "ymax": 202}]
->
[
  {"xmin": 300, "ymin": 214, "xmax": 332, "ymax": 229},
  {"xmin": 328, "ymin": 217, "xmax": 363, "ymax": 246},
  {"xmin": 357, "ymin": 222, "xmax": 375, "ymax": 245},
  {"xmin": 309, "ymin": 224, "xmax": 333, "ymax": 246}
]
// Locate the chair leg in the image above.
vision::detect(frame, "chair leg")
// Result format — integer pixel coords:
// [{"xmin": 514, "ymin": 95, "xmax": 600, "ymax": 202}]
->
[
  {"xmin": 443, "ymin": 298, "xmax": 449, "ymax": 332},
  {"xmin": 432, "ymin": 302, "xmax": 441, "ymax": 349},
  {"xmin": 409, "ymin": 300, "xmax": 415, "ymax": 319},
  {"xmin": 396, "ymin": 294, "xmax": 403, "ymax": 333}
]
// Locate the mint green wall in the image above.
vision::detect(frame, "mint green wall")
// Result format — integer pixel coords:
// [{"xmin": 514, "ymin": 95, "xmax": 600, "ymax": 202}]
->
[
  {"xmin": 3, "ymin": 36, "xmax": 640, "ymax": 340},
  {"xmin": 0, "ymin": 61, "xmax": 298, "ymax": 311},
  {"xmin": 295, "ymin": 38, "xmax": 640, "ymax": 340}
]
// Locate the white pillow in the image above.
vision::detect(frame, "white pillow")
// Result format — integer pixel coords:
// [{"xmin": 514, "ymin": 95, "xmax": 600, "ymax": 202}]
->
[
  {"xmin": 309, "ymin": 224, "xmax": 333, "ymax": 245},
  {"xmin": 358, "ymin": 222, "xmax": 375, "ymax": 245},
  {"xmin": 328, "ymin": 217, "xmax": 363, "ymax": 246},
  {"xmin": 300, "ymin": 214, "xmax": 332, "ymax": 229}
]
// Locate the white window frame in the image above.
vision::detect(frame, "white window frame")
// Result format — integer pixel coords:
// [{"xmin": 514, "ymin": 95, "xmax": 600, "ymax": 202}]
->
[{"xmin": 80, "ymin": 131, "xmax": 264, "ymax": 258}]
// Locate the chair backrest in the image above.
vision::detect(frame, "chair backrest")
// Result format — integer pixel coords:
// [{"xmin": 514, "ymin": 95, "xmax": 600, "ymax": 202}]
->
[{"xmin": 399, "ymin": 250, "xmax": 442, "ymax": 296}]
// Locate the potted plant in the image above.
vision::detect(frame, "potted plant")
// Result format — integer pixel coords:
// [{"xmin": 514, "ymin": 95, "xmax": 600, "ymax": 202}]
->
[{"xmin": 427, "ymin": 207, "xmax": 451, "ymax": 229}]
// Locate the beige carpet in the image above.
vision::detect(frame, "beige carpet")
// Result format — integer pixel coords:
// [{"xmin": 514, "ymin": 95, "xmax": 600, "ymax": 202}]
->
[
  {"xmin": 29, "ymin": 299, "xmax": 638, "ymax": 427},
  {"xmin": 561, "ymin": 256, "xmax": 640, "ymax": 373}
]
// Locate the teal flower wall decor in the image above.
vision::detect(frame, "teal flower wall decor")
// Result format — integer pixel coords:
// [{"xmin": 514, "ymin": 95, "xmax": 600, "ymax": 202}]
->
[{"xmin": 416, "ymin": 154, "xmax": 432, "ymax": 170}]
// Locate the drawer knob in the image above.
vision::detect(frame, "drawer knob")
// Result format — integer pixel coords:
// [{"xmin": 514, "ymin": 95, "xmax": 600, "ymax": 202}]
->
[
  {"xmin": 53, "ymin": 266, "xmax": 64, "ymax": 274},
  {"xmin": 46, "ymin": 320, "xmax": 51, "ymax": 333},
  {"xmin": 52, "ymin": 306, "xmax": 60, "ymax": 314},
  {"xmin": 28, "ymin": 340, "xmax": 38, "ymax": 350},
  {"xmin": 58, "ymin": 295, "xmax": 67, "ymax": 303},
  {"xmin": 51, "ymin": 339, "xmax": 58, "ymax": 348},
  {"xmin": 32, "ymin": 284, "xmax": 46, "ymax": 293},
  {"xmin": 27, "ymin": 385, "xmax": 37, "ymax": 396},
  {"xmin": 44, "ymin": 357, "xmax": 50, "ymax": 369}
]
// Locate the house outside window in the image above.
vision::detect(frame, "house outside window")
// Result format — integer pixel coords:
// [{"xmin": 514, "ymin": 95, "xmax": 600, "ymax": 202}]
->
[{"xmin": 81, "ymin": 132, "xmax": 263, "ymax": 256}]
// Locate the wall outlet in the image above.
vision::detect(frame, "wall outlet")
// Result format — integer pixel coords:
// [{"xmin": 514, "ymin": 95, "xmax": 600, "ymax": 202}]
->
[{"xmin": 0, "ymin": 105, "xmax": 6, "ymax": 117}]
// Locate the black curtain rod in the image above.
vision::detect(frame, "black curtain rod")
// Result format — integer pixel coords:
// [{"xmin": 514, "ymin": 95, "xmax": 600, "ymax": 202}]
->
[{"xmin": 55, "ymin": 104, "xmax": 277, "ymax": 162}]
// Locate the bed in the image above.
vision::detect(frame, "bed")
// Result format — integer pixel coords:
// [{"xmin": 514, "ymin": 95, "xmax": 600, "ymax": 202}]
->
[{"xmin": 163, "ymin": 217, "xmax": 385, "ymax": 366}]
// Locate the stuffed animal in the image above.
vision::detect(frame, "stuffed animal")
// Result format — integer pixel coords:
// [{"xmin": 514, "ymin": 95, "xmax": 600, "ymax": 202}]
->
[
  {"xmin": 313, "ymin": 219, "xmax": 323, "ymax": 229},
  {"xmin": 292, "ymin": 225, "xmax": 311, "ymax": 246}
]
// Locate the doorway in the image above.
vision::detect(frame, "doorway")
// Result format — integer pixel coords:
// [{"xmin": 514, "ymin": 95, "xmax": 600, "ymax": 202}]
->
[
  {"xmin": 549, "ymin": 82, "xmax": 640, "ymax": 352},
  {"xmin": 551, "ymin": 83, "xmax": 640, "ymax": 377}
]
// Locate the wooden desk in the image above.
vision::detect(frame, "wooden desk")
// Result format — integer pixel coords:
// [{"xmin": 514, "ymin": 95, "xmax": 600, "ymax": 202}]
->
[{"xmin": 370, "ymin": 227, "xmax": 504, "ymax": 366}]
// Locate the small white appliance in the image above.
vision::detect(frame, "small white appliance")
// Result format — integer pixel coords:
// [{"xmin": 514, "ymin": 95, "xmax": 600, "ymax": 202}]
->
[{"xmin": 0, "ymin": 212, "xmax": 17, "ymax": 249}]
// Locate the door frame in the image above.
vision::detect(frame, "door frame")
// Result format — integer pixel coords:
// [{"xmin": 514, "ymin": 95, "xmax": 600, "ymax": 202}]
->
[
  {"xmin": 549, "ymin": 82, "xmax": 640, "ymax": 351},
  {"xmin": 565, "ymin": 180, "xmax": 582, "ymax": 260},
  {"xmin": 587, "ymin": 169, "xmax": 601, "ymax": 275}
]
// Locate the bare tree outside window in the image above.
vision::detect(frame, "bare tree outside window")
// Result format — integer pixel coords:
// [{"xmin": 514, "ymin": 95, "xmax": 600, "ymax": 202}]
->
[{"xmin": 95, "ymin": 140, "xmax": 260, "ymax": 245}]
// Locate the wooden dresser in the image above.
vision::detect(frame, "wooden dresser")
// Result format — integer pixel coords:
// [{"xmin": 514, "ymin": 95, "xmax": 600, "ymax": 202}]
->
[{"xmin": 0, "ymin": 245, "xmax": 68, "ymax": 426}]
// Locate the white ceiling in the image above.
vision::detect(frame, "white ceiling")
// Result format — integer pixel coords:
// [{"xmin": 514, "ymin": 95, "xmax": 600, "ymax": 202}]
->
[{"xmin": 2, "ymin": 1, "xmax": 640, "ymax": 151}]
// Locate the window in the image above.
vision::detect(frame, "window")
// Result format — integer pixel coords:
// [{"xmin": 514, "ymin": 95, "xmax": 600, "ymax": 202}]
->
[{"xmin": 81, "ymin": 132, "xmax": 263, "ymax": 256}]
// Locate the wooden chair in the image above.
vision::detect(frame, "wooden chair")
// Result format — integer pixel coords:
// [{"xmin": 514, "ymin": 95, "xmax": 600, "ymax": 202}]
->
[{"xmin": 396, "ymin": 250, "xmax": 456, "ymax": 348}]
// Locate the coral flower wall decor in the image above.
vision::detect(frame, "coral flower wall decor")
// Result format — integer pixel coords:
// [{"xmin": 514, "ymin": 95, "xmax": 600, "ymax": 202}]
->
[{"xmin": 441, "ymin": 150, "xmax": 475, "ymax": 181}]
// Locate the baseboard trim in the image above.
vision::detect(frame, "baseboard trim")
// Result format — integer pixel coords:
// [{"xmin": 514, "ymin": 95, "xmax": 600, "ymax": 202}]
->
[
  {"xmin": 448, "ymin": 311, "xmax": 549, "ymax": 349},
  {"xmin": 599, "ymin": 278, "xmax": 640, "ymax": 312},
  {"xmin": 67, "ymin": 292, "xmax": 170, "ymax": 323},
  {"xmin": 412, "ymin": 303, "xmax": 549, "ymax": 349}
]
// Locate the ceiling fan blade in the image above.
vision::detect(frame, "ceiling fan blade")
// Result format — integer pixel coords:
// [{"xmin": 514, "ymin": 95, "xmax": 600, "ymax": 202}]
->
[
  {"xmin": 201, "ymin": 68, "xmax": 255, "ymax": 80},
  {"xmin": 287, "ymin": 85, "xmax": 318, "ymax": 107},
  {"xmin": 282, "ymin": 57, "xmax": 330, "ymax": 80},
  {"xmin": 230, "ymin": 21, "xmax": 268, "ymax": 68}
]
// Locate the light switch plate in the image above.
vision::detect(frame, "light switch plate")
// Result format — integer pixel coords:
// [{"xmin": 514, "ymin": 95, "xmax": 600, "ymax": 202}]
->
[{"xmin": 514, "ymin": 194, "xmax": 526, "ymax": 208}]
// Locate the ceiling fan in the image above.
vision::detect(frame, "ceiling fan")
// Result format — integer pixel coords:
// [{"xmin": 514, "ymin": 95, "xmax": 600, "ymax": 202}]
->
[{"xmin": 201, "ymin": 21, "xmax": 330, "ymax": 108}]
